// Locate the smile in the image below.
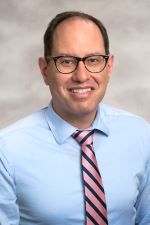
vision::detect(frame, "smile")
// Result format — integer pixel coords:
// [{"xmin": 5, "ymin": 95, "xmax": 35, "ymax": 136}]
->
[{"xmin": 71, "ymin": 88, "xmax": 92, "ymax": 93}]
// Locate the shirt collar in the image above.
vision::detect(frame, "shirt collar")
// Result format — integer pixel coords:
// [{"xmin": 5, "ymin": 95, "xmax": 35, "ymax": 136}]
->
[
  {"xmin": 92, "ymin": 104, "xmax": 110, "ymax": 136},
  {"xmin": 45, "ymin": 103, "xmax": 109, "ymax": 144}
]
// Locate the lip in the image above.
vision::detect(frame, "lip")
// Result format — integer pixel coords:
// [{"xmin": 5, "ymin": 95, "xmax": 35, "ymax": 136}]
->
[
  {"xmin": 71, "ymin": 88, "xmax": 92, "ymax": 93},
  {"xmin": 68, "ymin": 86, "xmax": 95, "ymax": 92},
  {"xmin": 68, "ymin": 86, "xmax": 95, "ymax": 99}
]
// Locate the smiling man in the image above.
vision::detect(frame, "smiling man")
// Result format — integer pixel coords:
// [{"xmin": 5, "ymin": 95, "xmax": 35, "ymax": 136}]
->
[
  {"xmin": 0, "ymin": 11, "xmax": 150, "ymax": 225},
  {"xmin": 39, "ymin": 16, "xmax": 113, "ymax": 129}
]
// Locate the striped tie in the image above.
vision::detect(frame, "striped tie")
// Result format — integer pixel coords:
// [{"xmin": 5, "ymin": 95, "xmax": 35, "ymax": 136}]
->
[{"xmin": 72, "ymin": 130, "xmax": 108, "ymax": 225}]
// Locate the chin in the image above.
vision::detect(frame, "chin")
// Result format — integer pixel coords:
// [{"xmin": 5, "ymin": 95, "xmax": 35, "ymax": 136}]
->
[{"xmin": 71, "ymin": 105, "xmax": 97, "ymax": 117}]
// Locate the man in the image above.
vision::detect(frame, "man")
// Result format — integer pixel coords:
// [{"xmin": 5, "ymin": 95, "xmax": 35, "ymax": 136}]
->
[{"xmin": 0, "ymin": 11, "xmax": 150, "ymax": 225}]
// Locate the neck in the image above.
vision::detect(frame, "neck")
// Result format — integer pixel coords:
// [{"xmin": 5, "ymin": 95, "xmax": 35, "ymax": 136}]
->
[
  {"xmin": 53, "ymin": 107, "xmax": 97, "ymax": 129},
  {"xmin": 67, "ymin": 113, "xmax": 96, "ymax": 129}
]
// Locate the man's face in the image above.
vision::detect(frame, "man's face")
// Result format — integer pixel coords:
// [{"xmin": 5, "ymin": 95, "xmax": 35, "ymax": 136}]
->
[{"xmin": 39, "ymin": 18, "xmax": 114, "ymax": 127}]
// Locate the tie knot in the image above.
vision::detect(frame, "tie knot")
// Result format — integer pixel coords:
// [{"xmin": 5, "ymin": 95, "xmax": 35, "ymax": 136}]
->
[{"xmin": 72, "ymin": 129, "xmax": 94, "ymax": 145}]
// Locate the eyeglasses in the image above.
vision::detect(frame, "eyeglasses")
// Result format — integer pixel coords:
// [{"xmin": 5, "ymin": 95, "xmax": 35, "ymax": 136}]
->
[{"xmin": 46, "ymin": 54, "xmax": 109, "ymax": 74}]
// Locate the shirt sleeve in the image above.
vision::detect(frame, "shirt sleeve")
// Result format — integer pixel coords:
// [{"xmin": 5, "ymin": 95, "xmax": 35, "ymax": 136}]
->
[
  {"xmin": 135, "ymin": 129, "xmax": 150, "ymax": 225},
  {"xmin": 0, "ymin": 145, "xmax": 19, "ymax": 225}
]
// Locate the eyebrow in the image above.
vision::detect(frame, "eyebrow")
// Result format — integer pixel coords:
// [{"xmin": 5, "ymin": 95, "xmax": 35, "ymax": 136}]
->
[{"xmin": 52, "ymin": 52, "xmax": 106, "ymax": 57}]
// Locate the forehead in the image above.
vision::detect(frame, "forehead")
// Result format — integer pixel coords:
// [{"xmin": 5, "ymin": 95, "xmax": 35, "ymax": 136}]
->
[
  {"xmin": 52, "ymin": 17, "xmax": 105, "ymax": 55},
  {"xmin": 53, "ymin": 17, "xmax": 103, "ymax": 39}
]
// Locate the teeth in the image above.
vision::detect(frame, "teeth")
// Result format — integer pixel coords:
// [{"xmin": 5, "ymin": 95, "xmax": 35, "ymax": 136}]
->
[{"xmin": 72, "ymin": 88, "xmax": 91, "ymax": 93}]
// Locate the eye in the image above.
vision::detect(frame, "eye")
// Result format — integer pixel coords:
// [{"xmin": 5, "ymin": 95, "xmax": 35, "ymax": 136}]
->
[
  {"xmin": 86, "ymin": 56, "xmax": 104, "ymax": 65},
  {"xmin": 58, "ymin": 57, "xmax": 76, "ymax": 67}
]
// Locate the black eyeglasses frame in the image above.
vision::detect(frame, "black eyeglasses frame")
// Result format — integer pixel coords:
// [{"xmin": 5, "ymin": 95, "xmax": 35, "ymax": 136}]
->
[{"xmin": 46, "ymin": 54, "xmax": 109, "ymax": 74}]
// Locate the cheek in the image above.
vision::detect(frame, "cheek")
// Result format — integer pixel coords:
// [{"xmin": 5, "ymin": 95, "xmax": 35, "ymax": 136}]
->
[
  {"xmin": 48, "ymin": 75, "xmax": 69, "ymax": 95},
  {"xmin": 93, "ymin": 73, "xmax": 109, "ymax": 87},
  {"xmin": 47, "ymin": 69, "xmax": 60, "ymax": 87}
]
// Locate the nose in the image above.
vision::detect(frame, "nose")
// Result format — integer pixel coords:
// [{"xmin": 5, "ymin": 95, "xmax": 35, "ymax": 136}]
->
[{"xmin": 72, "ymin": 61, "xmax": 90, "ymax": 83}]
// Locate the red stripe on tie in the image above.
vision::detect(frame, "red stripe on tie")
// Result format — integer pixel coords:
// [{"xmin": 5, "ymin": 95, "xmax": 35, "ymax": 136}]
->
[
  {"xmin": 82, "ymin": 155, "xmax": 103, "ymax": 187},
  {"xmin": 83, "ymin": 171, "xmax": 106, "ymax": 203},
  {"xmin": 87, "ymin": 217, "xmax": 95, "ymax": 225},
  {"xmin": 86, "ymin": 202, "xmax": 107, "ymax": 225},
  {"xmin": 85, "ymin": 186, "xmax": 107, "ymax": 216},
  {"xmin": 72, "ymin": 130, "xmax": 108, "ymax": 225}
]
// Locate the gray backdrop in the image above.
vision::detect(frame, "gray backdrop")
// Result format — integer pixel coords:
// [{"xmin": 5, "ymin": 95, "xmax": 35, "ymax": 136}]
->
[{"xmin": 0, "ymin": 0, "xmax": 150, "ymax": 128}]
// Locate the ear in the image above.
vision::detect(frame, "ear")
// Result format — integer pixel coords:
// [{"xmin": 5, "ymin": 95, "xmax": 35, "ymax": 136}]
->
[
  {"xmin": 38, "ymin": 57, "xmax": 49, "ymax": 85},
  {"xmin": 107, "ymin": 54, "xmax": 114, "ymax": 77}
]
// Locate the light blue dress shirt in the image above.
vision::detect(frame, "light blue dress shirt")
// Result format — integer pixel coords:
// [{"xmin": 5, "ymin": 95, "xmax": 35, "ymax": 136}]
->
[{"xmin": 0, "ymin": 103, "xmax": 150, "ymax": 225}]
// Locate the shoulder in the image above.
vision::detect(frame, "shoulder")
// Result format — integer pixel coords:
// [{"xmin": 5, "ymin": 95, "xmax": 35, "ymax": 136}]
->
[
  {"xmin": 100, "ymin": 103, "xmax": 150, "ymax": 159},
  {"xmin": 100, "ymin": 103, "xmax": 139, "ymax": 117},
  {"xmin": 0, "ymin": 106, "xmax": 52, "ymax": 164},
  {"xmin": 99, "ymin": 103, "xmax": 150, "ymax": 140},
  {"xmin": 0, "ymin": 107, "xmax": 49, "ymax": 139},
  {"xmin": 100, "ymin": 103, "xmax": 150, "ymax": 126},
  {"xmin": 0, "ymin": 106, "xmax": 56, "ymax": 170}
]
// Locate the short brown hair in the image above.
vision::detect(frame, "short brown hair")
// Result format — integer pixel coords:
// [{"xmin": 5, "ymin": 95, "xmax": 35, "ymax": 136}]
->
[{"xmin": 44, "ymin": 11, "xmax": 110, "ymax": 59}]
